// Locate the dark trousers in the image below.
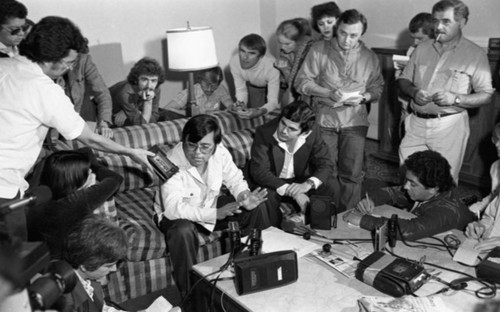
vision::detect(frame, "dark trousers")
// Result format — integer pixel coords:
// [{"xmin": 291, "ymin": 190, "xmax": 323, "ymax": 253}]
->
[
  {"xmin": 263, "ymin": 177, "xmax": 337, "ymax": 228},
  {"xmin": 157, "ymin": 195, "xmax": 271, "ymax": 296}
]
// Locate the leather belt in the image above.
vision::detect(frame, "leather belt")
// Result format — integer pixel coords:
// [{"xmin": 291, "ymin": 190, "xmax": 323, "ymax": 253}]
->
[{"xmin": 413, "ymin": 111, "xmax": 459, "ymax": 119}]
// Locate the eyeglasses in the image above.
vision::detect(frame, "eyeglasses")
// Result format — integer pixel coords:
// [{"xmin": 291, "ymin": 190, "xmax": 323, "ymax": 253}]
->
[
  {"xmin": 184, "ymin": 141, "xmax": 214, "ymax": 154},
  {"xmin": 59, "ymin": 59, "xmax": 77, "ymax": 71},
  {"xmin": 2, "ymin": 24, "xmax": 30, "ymax": 36},
  {"xmin": 200, "ymin": 81, "xmax": 218, "ymax": 92}
]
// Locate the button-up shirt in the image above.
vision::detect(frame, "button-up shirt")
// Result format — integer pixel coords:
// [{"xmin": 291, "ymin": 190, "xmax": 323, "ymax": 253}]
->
[{"xmin": 154, "ymin": 142, "xmax": 249, "ymax": 232}]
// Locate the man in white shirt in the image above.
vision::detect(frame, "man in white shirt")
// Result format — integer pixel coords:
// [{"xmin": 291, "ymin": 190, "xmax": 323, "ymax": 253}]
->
[
  {"xmin": 154, "ymin": 114, "xmax": 270, "ymax": 296},
  {"xmin": 229, "ymin": 33, "xmax": 280, "ymax": 119},
  {"xmin": 0, "ymin": 16, "xmax": 152, "ymax": 240}
]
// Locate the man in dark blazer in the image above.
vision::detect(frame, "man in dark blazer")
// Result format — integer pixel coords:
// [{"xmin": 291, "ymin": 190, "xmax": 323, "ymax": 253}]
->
[{"xmin": 249, "ymin": 100, "xmax": 335, "ymax": 227}]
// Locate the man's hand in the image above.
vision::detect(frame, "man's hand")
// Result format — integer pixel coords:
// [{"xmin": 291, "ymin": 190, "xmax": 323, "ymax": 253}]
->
[
  {"xmin": 140, "ymin": 89, "xmax": 155, "ymax": 101},
  {"xmin": 413, "ymin": 89, "xmax": 432, "ymax": 106},
  {"xmin": 216, "ymin": 202, "xmax": 241, "ymax": 220},
  {"xmin": 235, "ymin": 107, "xmax": 264, "ymax": 119},
  {"xmin": 238, "ymin": 187, "xmax": 268, "ymax": 210},
  {"xmin": 329, "ymin": 90, "xmax": 343, "ymax": 102},
  {"xmin": 475, "ymin": 237, "xmax": 500, "ymax": 252},
  {"xmin": 114, "ymin": 111, "xmax": 127, "ymax": 127},
  {"xmin": 127, "ymin": 148, "xmax": 155, "ymax": 170},
  {"xmin": 432, "ymin": 91, "xmax": 455, "ymax": 106},
  {"xmin": 355, "ymin": 197, "xmax": 374, "ymax": 215},
  {"xmin": 465, "ymin": 221, "xmax": 486, "ymax": 240},
  {"xmin": 286, "ymin": 182, "xmax": 312, "ymax": 198},
  {"xmin": 97, "ymin": 122, "xmax": 114, "ymax": 139},
  {"xmin": 342, "ymin": 209, "xmax": 363, "ymax": 226},
  {"xmin": 293, "ymin": 193, "xmax": 310, "ymax": 213}
]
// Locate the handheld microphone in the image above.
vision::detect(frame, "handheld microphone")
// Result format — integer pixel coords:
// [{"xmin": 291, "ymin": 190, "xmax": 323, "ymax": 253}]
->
[
  {"xmin": 0, "ymin": 186, "xmax": 52, "ymax": 215},
  {"xmin": 388, "ymin": 214, "xmax": 398, "ymax": 248},
  {"xmin": 249, "ymin": 229, "xmax": 262, "ymax": 256},
  {"xmin": 228, "ymin": 221, "xmax": 241, "ymax": 255}
]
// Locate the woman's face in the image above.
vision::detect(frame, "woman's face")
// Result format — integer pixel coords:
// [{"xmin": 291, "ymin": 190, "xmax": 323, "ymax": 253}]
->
[
  {"xmin": 317, "ymin": 16, "xmax": 337, "ymax": 40},
  {"xmin": 277, "ymin": 34, "xmax": 297, "ymax": 54}
]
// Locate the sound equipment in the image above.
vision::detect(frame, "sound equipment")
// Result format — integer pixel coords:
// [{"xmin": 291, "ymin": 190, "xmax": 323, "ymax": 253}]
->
[
  {"xmin": 148, "ymin": 145, "xmax": 179, "ymax": 183},
  {"xmin": 476, "ymin": 247, "xmax": 500, "ymax": 284},
  {"xmin": 308, "ymin": 195, "xmax": 335, "ymax": 230},
  {"xmin": 228, "ymin": 221, "xmax": 241, "ymax": 255},
  {"xmin": 233, "ymin": 250, "xmax": 298, "ymax": 295},
  {"xmin": 355, "ymin": 251, "xmax": 429, "ymax": 297}
]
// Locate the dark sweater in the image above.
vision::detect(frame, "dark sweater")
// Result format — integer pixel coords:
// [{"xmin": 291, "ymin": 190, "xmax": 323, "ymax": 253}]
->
[
  {"xmin": 27, "ymin": 159, "xmax": 123, "ymax": 259},
  {"xmin": 359, "ymin": 186, "xmax": 474, "ymax": 240}
]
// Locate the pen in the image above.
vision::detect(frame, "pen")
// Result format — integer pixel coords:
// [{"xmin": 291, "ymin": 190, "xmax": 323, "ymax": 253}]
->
[{"xmin": 365, "ymin": 192, "xmax": 373, "ymax": 214}]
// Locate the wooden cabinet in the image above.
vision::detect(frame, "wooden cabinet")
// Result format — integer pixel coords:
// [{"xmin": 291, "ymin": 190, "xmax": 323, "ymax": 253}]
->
[{"xmin": 373, "ymin": 47, "xmax": 500, "ymax": 190}]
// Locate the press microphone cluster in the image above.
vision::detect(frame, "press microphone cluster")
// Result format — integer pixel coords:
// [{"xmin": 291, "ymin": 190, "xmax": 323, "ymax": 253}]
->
[{"xmin": 0, "ymin": 186, "xmax": 52, "ymax": 216}]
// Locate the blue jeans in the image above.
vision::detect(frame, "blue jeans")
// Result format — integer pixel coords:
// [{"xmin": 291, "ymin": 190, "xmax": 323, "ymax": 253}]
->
[{"xmin": 320, "ymin": 126, "xmax": 368, "ymax": 212}]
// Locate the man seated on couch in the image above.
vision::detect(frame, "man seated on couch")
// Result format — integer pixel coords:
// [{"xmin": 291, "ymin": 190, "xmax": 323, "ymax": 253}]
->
[
  {"xmin": 248, "ymin": 100, "xmax": 335, "ymax": 227},
  {"xmin": 154, "ymin": 114, "xmax": 271, "ymax": 297},
  {"xmin": 343, "ymin": 150, "xmax": 474, "ymax": 240},
  {"xmin": 110, "ymin": 57, "xmax": 165, "ymax": 127}
]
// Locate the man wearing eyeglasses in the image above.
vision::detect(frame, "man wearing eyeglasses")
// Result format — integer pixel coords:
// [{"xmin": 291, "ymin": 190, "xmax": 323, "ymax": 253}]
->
[
  {"xmin": 0, "ymin": 0, "xmax": 29, "ymax": 58},
  {"xmin": 153, "ymin": 114, "xmax": 270, "ymax": 297},
  {"xmin": 0, "ymin": 16, "xmax": 153, "ymax": 241}
]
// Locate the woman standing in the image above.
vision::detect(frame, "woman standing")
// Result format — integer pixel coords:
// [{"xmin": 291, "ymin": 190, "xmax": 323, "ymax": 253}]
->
[{"xmin": 310, "ymin": 2, "xmax": 341, "ymax": 41}]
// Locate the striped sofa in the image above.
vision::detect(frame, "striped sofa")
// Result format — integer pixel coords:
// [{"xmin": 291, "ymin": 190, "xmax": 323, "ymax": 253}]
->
[{"xmin": 60, "ymin": 111, "xmax": 270, "ymax": 303}]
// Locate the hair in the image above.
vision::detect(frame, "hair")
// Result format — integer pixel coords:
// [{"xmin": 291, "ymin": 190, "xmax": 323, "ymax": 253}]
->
[
  {"xmin": 63, "ymin": 216, "xmax": 128, "ymax": 271},
  {"xmin": 0, "ymin": 0, "xmax": 27, "ymax": 26},
  {"xmin": 337, "ymin": 9, "xmax": 368, "ymax": 35},
  {"xmin": 239, "ymin": 34, "xmax": 267, "ymax": 56},
  {"xmin": 432, "ymin": 0, "xmax": 469, "ymax": 24},
  {"xmin": 195, "ymin": 66, "xmax": 223, "ymax": 85},
  {"xmin": 127, "ymin": 57, "xmax": 166, "ymax": 86},
  {"xmin": 404, "ymin": 150, "xmax": 455, "ymax": 192},
  {"xmin": 182, "ymin": 114, "xmax": 222, "ymax": 145},
  {"xmin": 19, "ymin": 16, "xmax": 87, "ymax": 63},
  {"xmin": 310, "ymin": 1, "xmax": 341, "ymax": 33},
  {"xmin": 408, "ymin": 12, "xmax": 435, "ymax": 38},
  {"xmin": 280, "ymin": 101, "xmax": 316, "ymax": 134},
  {"xmin": 40, "ymin": 150, "xmax": 91, "ymax": 200},
  {"xmin": 276, "ymin": 18, "xmax": 311, "ymax": 43}
]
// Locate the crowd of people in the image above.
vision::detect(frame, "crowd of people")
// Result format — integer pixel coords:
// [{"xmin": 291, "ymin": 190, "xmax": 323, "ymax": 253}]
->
[{"xmin": 0, "ymin": 0, "xmax": 498, "ymax": 311}]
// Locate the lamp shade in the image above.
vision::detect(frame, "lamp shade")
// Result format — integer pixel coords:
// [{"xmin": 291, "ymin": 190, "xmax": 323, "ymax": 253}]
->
[{"xmin": 166, "ymin": 26, "xmax": 218, "ymax": 71}]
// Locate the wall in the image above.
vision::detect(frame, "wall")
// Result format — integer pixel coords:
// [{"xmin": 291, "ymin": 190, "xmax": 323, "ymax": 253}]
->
[{"xmin": 22, "ymin": 0, "xmax": 500, "ymax": 109}]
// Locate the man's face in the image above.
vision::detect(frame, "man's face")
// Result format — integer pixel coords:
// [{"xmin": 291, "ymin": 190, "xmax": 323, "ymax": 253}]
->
[
  {"xmin": 0, "ymin": 17, "xmax": 27, "ymax": 47},
  {"xmin": 336, "ymin": 21, "xmax": 363, "ymax": 52},
  {"xmin": 137, "ymin": 75, "xmax": 158, "ymax": 92},
  {"xmin": 317, "ymin": 16, "xmax": 337, "ymax": 40},
  {"xmin": 238, "ymin": 45, "xmax": 262, "ymax": 70},
  {"xmin": 183, "ymin": 131, "xmax": 215, "ymax": 168},
  {"xmin": 433, "ymin": 7, "xmax": 463, "ymax": 43},
  {"xmin": 277, "ymin": 34, "xmax": 297, "ymax": 55},
  {"xmin": 44, "ymin": 49, "xmax": 78, "ymax": 79},
  {"xmin": 83, "ymin": 262, "xmax": 117, "ymax": 283},
  {"xmin": 277, "ymin": 117, "xmax": 302, "ymax": 143},
  {"xmin": 410, "ymin": 28, "xmax": 431, "ymax": 47},
  {"xmin": 403, "ymin": 170, "xmax": 438, "ymax": 202}
]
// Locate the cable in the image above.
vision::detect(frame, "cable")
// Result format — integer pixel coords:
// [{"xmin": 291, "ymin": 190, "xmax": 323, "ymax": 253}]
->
[{"xmin": 179, "ymin": 269, "xmax": 223, "ymax": 310}]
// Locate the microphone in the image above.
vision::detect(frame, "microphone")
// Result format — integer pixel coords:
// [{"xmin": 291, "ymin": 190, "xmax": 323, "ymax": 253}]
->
[{"xmin": 0, "ymin": 186, "xmax": 52, "ymax": 215}]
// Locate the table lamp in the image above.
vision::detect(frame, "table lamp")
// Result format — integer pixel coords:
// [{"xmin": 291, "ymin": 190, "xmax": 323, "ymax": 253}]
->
[{"xmin": 166, "ymin": 23, "xmax": 218, "ymax": 117}]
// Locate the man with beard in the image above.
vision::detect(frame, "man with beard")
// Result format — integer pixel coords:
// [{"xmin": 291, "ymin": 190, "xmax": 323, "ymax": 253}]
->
[
  {"xmin": 343, "ymin": 150, "xmax": 474, "ymax": 240},
  {"xmin": 110, "ymin": 57, "xmax": 166, "ymax": 126},
  {"xmin": 398, "ymin": 0, "xmax": 494, "ymax": 183}
]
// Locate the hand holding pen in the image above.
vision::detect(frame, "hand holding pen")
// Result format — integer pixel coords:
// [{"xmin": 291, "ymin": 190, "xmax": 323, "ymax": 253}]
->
[{"xmin": 355, "ymin": 192, "xmax": 375, "ymax": 215}]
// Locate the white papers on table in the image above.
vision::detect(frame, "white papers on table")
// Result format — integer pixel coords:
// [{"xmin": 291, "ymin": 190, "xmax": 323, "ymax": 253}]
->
[
  {"xmin": 453, "ymin": 238, "xmax": 481, "ymax": 266},
  {"xmin": 259, "ymin": 226, "xmax": 318, "ymax": 258},
  {"xmin": 371, "ymin": 204, "xmax": 416, "ymax": 219},
  {"xmin": 144, "ymin": 296, "xmax": 176, "ymax": 312},
  {"xmin": 358, "ymin": 296, "xmax": 453, "ymax": 312}
]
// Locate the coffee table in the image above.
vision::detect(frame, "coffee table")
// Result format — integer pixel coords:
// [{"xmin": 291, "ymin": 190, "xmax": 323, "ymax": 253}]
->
[{"xmin": 190, "ymin": 206, "xmax": 498, "ymax": 312}]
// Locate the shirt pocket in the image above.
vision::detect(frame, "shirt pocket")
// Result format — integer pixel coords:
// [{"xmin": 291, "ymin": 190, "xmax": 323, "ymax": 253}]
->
[
  {"xmin": 449, "ymin": 69, "xmax": 471, "ymax": 94},
  {"xmin": 181, "ymin": 187, "xmax": 202, "ymax": 206}
]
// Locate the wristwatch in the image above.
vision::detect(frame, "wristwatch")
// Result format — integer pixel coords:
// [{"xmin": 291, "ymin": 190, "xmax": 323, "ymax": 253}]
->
[
  {"xmin": 454, "ymin": 95, "xmax": 461, "ymax": 106},
  {"xmin": 306, "ymin": 179, "xmax": 316, "ymax": 190}
]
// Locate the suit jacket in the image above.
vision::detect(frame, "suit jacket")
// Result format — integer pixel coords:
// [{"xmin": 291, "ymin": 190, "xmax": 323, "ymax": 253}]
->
[
  {"xmin": 65, "ymin": 279, "xmax": 104, "ymax": 312},
  {"xmin": 249, "ymin": 117, "xmax": 333, "ymax": 190}
]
